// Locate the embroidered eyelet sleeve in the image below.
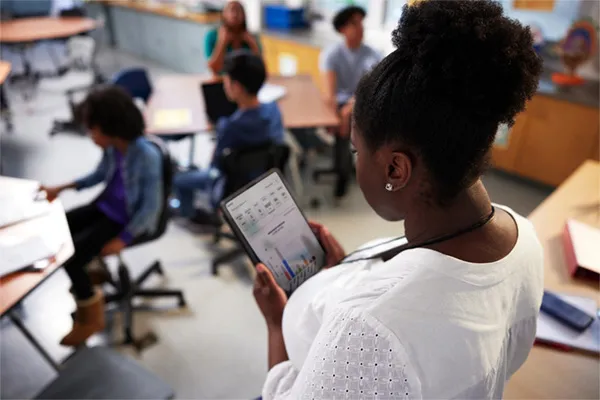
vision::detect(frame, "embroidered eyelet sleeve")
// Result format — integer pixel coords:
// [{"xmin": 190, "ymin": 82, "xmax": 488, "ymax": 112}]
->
[{"xmin": 262, "ymin": 308, "xmax": 422, "ymax": 400}]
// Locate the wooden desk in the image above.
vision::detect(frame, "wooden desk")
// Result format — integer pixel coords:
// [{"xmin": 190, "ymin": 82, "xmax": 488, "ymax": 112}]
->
[
  {"xmin": 505, "ymin": 160, "xmax": 600, "ymax": 399},
  {"xmin": 0, "ymin": 61, "xmax": 11, "ymax": 84},
  {"xmin": 145, "ymin": 74, "xmax": 339, "ymax": 136},
  {"xmin": 0, "ymin": 177, "xmax": 74, "ymax": 370},
  {"xmin": 0, "ymin": 17, "xmax": 97, "ymax": 43}
]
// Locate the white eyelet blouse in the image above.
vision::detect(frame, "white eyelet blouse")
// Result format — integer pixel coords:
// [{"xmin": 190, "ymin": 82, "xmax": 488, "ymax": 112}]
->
[{"xmin": 262, "ymin": 205, "xmax": 544, "ymax": 399}]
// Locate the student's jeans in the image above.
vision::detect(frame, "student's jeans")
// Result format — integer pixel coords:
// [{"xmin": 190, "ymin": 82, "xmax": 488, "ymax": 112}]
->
[
  {"xmin": 173, "ymin": 167, "xmax": 221, "ymax": 218},
  {"xmin": 64, "ymin": 204, "xmax": 123, "ymax": 300}
]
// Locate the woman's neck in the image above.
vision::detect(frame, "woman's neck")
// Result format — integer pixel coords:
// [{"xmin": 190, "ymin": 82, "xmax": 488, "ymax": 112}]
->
[{"xmin": 403, "ymin": 180, "xmax": 493, "ymax": 244}]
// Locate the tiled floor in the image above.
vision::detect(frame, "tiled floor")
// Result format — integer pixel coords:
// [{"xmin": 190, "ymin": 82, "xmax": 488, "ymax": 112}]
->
[{"xmin": 0, "ymin": 46, "xmax": 553, "ymax": 399}]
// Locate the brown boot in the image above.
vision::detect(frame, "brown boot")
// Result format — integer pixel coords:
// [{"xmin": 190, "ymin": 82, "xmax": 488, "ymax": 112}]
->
[{"xmin": 60, "ymin": 289, "xmax": 105, "ymax": 347}]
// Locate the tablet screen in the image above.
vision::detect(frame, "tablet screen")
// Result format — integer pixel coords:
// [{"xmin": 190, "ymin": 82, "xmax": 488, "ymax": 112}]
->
[{"xmin": 222, "ymin": 171, "xmax": 326, "ymax": 292}]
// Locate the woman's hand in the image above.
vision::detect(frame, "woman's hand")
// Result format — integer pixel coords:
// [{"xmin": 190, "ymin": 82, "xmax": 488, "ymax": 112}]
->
[
  {"xmin": 39, "ymin": 185, "xmax": 63, "ymax": 202},
  {"xmin": 241, "ymin": 31, "xmax": 260, "ymax": 54},
  {"xmin": 309, "ymin": 221, "xmax": 346, "ymax": 268},
  {"xmin": 253, "ymin": 264, "xmax": 287, "ymax": 327},
  {"xmin": 217, "ymin": 26, "xmax": 233, "ymax": 47}
]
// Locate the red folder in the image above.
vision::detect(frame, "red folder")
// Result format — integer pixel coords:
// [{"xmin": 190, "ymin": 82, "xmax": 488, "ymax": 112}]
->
[{"xmin": 562, "ymin": 219, "xmax": 600, "ymax": 279}]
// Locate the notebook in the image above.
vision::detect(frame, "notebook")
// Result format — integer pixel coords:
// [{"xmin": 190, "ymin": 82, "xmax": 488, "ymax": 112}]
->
[
  {"xmin": 563, "ymin": 219, "xmax": 600, "ymax": 278},
  {"xmin": 536, "ymin": 292, "xmax": 600, "ymax": 354}
]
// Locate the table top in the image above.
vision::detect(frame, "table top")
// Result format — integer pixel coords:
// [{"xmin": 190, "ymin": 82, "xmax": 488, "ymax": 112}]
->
[
  {"xmin": 504, "ymin": 160, "xmax": 600, "ymax": 399},
  {"xmin": 145, "ymin": 74, "xmax": 339, "ymax": 136},
  {"xmin": 0, "ymin": 177, "xmax": 74, "ymax": 316},
  {"xmin": 0, "ymin": 61, "xmax": 11, "ymax": 84},
  {"xmin": 0, "ymin": 17, "xmax": 97, "ymax": 43}
]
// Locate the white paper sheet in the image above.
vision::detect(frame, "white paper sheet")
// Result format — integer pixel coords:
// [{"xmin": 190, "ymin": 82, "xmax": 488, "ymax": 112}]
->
[
  {"xmin": 0, "ymin": 198, "xmax": 51, "ymax": 228},
  {"xmin": 258, "ymin": 83, "xmax": 287, "ymax": 104}
]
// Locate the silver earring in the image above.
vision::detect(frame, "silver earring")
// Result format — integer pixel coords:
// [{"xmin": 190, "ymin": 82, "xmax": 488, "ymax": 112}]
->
[{"xmin": 385, "ymin": 183, "xmax": 393, "ymax": 192}]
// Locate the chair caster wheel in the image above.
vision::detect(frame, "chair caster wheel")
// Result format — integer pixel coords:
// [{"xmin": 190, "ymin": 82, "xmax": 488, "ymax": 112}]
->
[{"xmin": 134, "ymin": 332, "xmax": 158, "ymax": 352}]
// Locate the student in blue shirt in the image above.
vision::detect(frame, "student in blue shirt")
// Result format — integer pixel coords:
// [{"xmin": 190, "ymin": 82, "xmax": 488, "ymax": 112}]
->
[
  {"xmin": 40, "ymin": 87, "xmax": 162, "ymax": 347},
  {"xmin": 205, "ymin": 1, "xmax": 261, "ymax": 75},
  {"xmin": 174, "ymin": 50, "xmax": 284, "ymax": 220}
]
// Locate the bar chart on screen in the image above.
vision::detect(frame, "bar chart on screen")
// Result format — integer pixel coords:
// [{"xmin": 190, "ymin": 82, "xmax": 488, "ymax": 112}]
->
[{"xmin": 224, "ymin": 172, "xmax": 325, "ymax": 291}]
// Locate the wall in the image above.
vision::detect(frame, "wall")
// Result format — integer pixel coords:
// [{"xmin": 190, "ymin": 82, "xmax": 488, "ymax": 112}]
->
[{"xmin": 500, "ymin": 0, "xmax": 582, "ymax": 41}]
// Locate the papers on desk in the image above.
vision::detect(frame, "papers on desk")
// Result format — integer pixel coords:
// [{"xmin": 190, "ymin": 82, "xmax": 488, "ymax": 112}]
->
[
  {"xmin": 0, "ymin": 235, "xmax": 62, "ymax": 277},
  {"xmin": 0, "ymin": 196, "xmax": 51, "ymax": 229},
  {"xmin": 563, "ymin": 219, "xmax": 600, "ymax": 278},
  {"xmin": 0, "ymin": 197, "xmax": 70, "ymax": 278},
  {"xmin": 259, "ymin": 84, "xmax": 287, "ymax": 104},
  {"xmin": 536, "ymin": 292, "xmax": 600, "ymax": 354},
  {"xmin": 152, "ymin": 108, "xmax": 192, "ymax": 129}
]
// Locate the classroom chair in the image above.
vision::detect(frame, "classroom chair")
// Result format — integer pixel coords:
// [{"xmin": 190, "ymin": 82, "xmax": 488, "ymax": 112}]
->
[
  {"xmin": 94, "ymin": 136, "xmax": 186, "ymax": 351},
  {"xmin": 50, "ymin": 67, "xmax": 152, "ymax": 136},
  {"xmin": 2, "ymin": 0, "xmax": 53, "ymax": 98},
  {"xmin": 211, "ymin": 142, "xmax": 290, "ymax": 276},
  {"xmin": 35, "ymin": 346, "xmax": 174, "ymax": 399}
]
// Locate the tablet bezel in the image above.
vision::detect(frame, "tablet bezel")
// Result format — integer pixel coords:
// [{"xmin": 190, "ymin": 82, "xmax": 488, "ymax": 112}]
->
[{"xmin": 219, "ymin": 169, "xmax": 325, "ymax": 270}]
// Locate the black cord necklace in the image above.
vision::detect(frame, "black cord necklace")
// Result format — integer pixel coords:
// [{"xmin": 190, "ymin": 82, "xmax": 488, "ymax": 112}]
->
[{"xmin": 341, "ymin": 207, "xmax": 496, "ymax": 264}]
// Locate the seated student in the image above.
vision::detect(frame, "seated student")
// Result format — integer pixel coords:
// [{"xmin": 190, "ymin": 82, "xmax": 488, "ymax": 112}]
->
[
  {"xmin": 174, "ymin": 50, "xmax": 284, "ymax": 220},
  {"xmin": 205, "ymin": 1, "xmax": 261, "ymax": 75},
  {"xmin": 40, "ymin": 87, "xmax": 162, "ymax": 347},
  {"xmin": 320, "ymin": 6, "xmax": 382, "ymax": 138}
]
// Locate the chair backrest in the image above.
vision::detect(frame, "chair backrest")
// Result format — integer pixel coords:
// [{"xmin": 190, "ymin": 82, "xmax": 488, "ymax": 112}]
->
[
  {"xmin": 4, "ymin": 0, "xmax": 51, "ymax": 18},
  {"xmin": 59, "ymin": 7, "xmax": 85, "ymax": 17},
  {"xmin": 219, "ymin": 142, "xmax": 290, "ymax": 199},
  {"xmin": 111, "ymin": 68, "xmax": 153, "ymax": 104},
  {"xmin": 129, "ymin": 136, "xmax": 174, "ymax": 246}
]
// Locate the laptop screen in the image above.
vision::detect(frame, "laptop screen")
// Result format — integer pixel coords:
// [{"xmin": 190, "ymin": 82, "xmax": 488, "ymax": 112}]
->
[{"xmin": 201, "ymin": 82, "xmax": 238, "ymax": 124}]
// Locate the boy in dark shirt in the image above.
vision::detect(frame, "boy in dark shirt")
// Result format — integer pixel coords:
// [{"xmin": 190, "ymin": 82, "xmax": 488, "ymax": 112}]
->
[{"xmin": 174, "ymin": 50, "xmax": 284, "ymax": 219}]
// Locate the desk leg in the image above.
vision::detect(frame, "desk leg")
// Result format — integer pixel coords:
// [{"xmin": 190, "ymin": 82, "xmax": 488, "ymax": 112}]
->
[
  {"xmin": 8, "ymin": 311, "xmax": 60, "ymax": 372},
  {"xmin": 188, "ymin": 134, "xmax": 197, "ymax": 168}
]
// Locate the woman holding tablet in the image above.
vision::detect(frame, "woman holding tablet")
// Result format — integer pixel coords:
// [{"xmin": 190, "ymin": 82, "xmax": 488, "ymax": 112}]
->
[{"xmin": 253, "ymin": 1, "xmax": 543, "ymax": 399}]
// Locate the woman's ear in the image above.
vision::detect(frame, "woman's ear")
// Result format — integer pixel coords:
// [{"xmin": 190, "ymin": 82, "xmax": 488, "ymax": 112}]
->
[{"xmin": 385, "ymin": 151, "xmax": 412, "ymax": 192}]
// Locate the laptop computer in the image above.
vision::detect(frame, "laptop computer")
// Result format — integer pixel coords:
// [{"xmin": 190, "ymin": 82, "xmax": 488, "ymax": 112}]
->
[{"xmin": 201, "ymin": 82, "xmax": 238, "ymax": 124}]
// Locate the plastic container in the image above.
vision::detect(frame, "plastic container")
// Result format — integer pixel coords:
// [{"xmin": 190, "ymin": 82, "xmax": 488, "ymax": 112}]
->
[{"xmin": 264, "ymin": 5, "xmax": 307, "ymax": 30}]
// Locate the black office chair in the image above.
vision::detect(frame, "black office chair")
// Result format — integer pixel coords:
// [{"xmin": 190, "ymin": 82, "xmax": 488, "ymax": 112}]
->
[
  {"xmin": 211, "ymin": 142, "xmax": 290, "ymax": 276},
  {"xmin": 97, "ymin": 136, "xmax": 186, "ymax": 351},
  {"xmin": 35, "ymin": 346, "xmax": 174, "ymax": 399}
]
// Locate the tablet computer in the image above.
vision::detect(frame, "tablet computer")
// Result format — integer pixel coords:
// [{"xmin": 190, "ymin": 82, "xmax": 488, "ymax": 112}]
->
[{"xmin": 220, "ymin": 170, "xmax": 326, "ymax": 292}]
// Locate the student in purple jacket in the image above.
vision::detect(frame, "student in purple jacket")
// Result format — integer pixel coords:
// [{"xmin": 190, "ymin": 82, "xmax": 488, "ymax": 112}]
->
[{"xmin": 40, "ymin": 87, "xmax": 162, "ymax": 347}]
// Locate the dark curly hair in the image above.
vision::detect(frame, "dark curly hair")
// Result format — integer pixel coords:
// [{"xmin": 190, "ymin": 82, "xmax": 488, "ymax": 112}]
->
[
  {"xmin": 354, "ymin": 0, "xmax": 541, "ymax": 202},
  {"xmin": 79, "ymin": 86, "xmax": 145, "ymax": 141}
]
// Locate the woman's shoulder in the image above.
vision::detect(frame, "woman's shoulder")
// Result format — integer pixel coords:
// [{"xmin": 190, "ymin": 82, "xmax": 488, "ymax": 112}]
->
[
  {"xmin": 205, "ymin": 27, "xmax": 218, "ymax": 39},
  {"xmin": 133, "ymin": 137, "xmax": 162, "ymax": 163}
]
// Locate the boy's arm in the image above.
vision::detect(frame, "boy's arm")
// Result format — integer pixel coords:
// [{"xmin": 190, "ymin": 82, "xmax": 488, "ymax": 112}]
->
[{"xmin": 211, "ymin": 117, "xmax": 237, "ymax": 165}]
